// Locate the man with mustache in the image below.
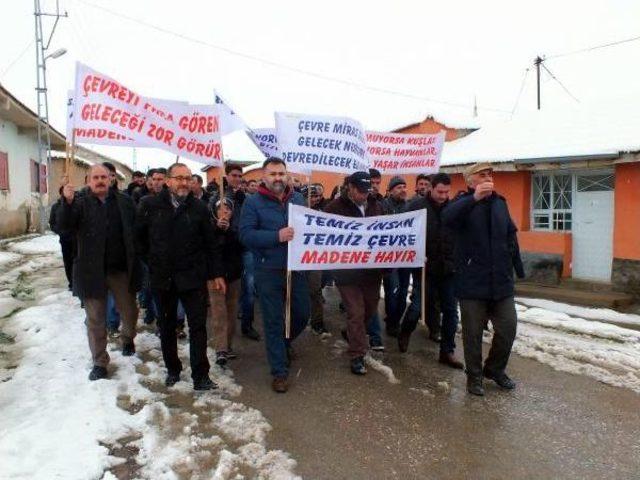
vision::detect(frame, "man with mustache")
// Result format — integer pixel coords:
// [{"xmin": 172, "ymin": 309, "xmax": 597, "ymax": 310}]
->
[
  {"xmin": 239, "ymin": 157, "xmax": 309, "ymax": 393},
  {"xmin": 135, "ymin": 163, "xmax": 223, "ymax": 390},
  {"xmin": 58, "ymin": 164, "xmax": 141, "ymax": 381}
]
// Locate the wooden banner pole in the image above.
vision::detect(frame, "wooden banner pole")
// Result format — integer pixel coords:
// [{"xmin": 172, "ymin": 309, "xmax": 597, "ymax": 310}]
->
[{"xmin": 285, "ymin": 269, "xmax": 292, "ymax": 339}]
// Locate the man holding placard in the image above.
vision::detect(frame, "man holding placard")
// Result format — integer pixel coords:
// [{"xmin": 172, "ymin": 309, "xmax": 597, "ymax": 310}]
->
[
  {"xmin": 324, "ymin": 172, "xmax": 384, "ymax": 375},
  {"xmin": 239, "ymin": 157, "xmax": 309, "ymax": 393}
]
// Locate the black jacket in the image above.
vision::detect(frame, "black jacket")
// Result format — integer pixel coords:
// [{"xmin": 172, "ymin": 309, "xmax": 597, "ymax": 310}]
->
[
  {"xmin": 405, "ymin": 193, "xmax": 455, "ymax": 277},
  {"xmin": 135, "ymin": 188, "xmax": 221, "ymax": 291},
  {"xmin": 57, "ymin": 189, "xmax": 141, "ymax": 299},
  {"xmin": 324, "ymin": 195, "xmax": 384, "ymax": 286},
  {"xmin": 212, "ymin": 216, "xmax": 243, "ymax": 283},
  {"xmin": 442, "ymin": 190, "xmax": 525, "ymax": 301}
]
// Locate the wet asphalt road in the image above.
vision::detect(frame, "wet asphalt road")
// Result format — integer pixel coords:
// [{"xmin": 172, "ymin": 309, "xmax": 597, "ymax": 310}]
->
[{"xmin": 232, "ymin": 287, "xmax": 640, "ymax": 480}]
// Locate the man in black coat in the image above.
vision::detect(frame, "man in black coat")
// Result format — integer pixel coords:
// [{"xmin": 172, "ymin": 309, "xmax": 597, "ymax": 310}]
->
[
  {"xmin": 135, "ymin": 163, "xmax": 224, "ymax": 390},
  {"xmin": 442, "ymin": 163, "xmax": 525, "ymax": 396},
  {"xmin": 58, "ymin": 164, "xmax": 141, "ymax": 381},
  {"xmin": 399, "ymin": 173, "xmax": 463, "ymax": 369},
  {"xmin": 49, "ymin": 186, "xmax": 76, "ymax": 290}
]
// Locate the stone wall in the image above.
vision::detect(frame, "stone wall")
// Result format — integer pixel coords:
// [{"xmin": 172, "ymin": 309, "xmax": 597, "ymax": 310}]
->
[
  {"xmin": 612, "ymin": 258, "xmax": 640, "ymax": 299},
  {"xmin": 520, "ymin": 252, "xmax": 563, "ymax": 285}
]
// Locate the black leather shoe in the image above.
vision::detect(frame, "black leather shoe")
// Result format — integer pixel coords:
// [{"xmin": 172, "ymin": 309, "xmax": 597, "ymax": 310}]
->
[
  {"xmin": 165, "ymin": 372, "xmax": 180, "ymax": 387},
  {"xmin": 428, "ymin": 331, "xmax": 441, "ymax": 343},
  {"xmin": 484, "ymin": 369, "xmax": 516, "ymax": 390},
  {"xmin": 194, "ymin": 376, "xmax": 218, "ymax": 391},
  {"xmin": 122, "ymin": 343, "xmax": 135, "ymax": 356},
  {"xmin": 467, "ymin": 377, "xmax": 485, "ymax": 396},
  {"xmin": 89, "ymin": 366, "xmax": 108, "ymax": 381}
]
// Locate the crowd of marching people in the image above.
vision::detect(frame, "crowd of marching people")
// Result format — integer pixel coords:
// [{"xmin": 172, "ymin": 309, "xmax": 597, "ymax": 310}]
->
[{"xmin": 49, "ymin": 157, "xmax": 524, "ymax": 397}]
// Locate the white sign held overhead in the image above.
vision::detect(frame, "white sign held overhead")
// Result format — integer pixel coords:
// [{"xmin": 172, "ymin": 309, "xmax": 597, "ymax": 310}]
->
[
  {"xmin": 365, "ymin": 131, "xmax": 445, "ymax": 175},
  {"xmin": 247, "ymin": 128, "xmax": 279, "ymax": 157},
  {"xmin": 214, "ymin": 91, "xmax": 248, "ymax": 136},
  {"xmin": 71, "ymin": 62, "xmax": 223, "ymax": 165},
  {"xmin": 275, "ymin": 112, "xmax": 370, "ymax": 174}
]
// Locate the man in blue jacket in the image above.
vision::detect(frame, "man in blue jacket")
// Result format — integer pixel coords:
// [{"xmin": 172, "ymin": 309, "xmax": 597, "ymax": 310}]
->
[
  {"xmin": 239, "ymin": 157, "xmax": 309, "ymax": 393},
  {"xmin": 442, "ymin": 163, "xmax": 525, "ymax": 396}
]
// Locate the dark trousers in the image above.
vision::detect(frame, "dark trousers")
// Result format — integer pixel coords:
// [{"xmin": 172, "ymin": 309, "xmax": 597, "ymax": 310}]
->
[
  {"xmin": 307, "ymin": 270, "xmax": 324, "ymax": 328},
  {"xmin": 239, "ymin": 251, "xmax": 256, "ymax": 332},
  {"xmin": 459, "ymin": 296, "xmax": 517, "ymax": 379},
  {"xmin": 383, "ymin": 268, "xmax": 411, "ymax": 329},
  {"xmin": 337, "ymin": 278, "xmax": 381, "ymax": 358},
  {"xmin": 59, "ymin": 237, "xmax": 75, "ymax": 290},
  {"xmin": 155, "ymin": 285, "xmax": 210, "ymax": 381},
  {"xmin": 400, "ymin": 273, "xmax": 458, "ymax": 353},
  {"xmin": 254, "ymin": 269, "xmax": 310, "ymax": 378}
]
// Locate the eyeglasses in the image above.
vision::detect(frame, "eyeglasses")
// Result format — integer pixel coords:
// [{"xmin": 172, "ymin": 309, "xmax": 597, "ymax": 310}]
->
[{"xmin": 170, "ymin": 175, "xmax": 192, "ymax": 182}]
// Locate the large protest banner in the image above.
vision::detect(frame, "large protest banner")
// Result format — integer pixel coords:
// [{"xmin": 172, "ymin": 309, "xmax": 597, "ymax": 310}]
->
[
  {"xmin": 287, "ymin": 204, "xmax": 426, "ymax": 271},
  {"xmin": 71, "ymin": 62, "xmax": 223, "ymax": 166},
  {"xmin": 366, "ymin": 130, "xmax": 445, "ymax": 175},
  {"xmin": 247, "ymin": 128, "xmax": 279, "ymax": 157},
  {"xmin": 275, "ymin": 112, "xmax": 370, "ymax": 174}
]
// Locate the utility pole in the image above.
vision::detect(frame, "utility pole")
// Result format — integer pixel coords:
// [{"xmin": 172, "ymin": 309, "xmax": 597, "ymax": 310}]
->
[
  {"xmin": 34, "ymin": 0, "xmax": 67, "ymax": 231},
  {"xmin": 534, "ymin": 56, "xmax": 543, "ymax": 110}
]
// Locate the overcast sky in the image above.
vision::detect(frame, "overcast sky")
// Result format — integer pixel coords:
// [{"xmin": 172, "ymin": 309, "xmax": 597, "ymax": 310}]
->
[{"xmin": 2, "ymin": 0, "xmax": 639, "ymax": 174}]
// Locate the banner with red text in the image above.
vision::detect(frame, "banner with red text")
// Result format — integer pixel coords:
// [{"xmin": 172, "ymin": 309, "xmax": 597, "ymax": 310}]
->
[
  {"xmin": 71, "ymin": 62, "xmax": 223, "ymax": 166},
  {"xmin": 365, "ymin": 130, "xmax": 445, "ymax": 175},
  {"xmin": 287, "ymin": 204, "xmax": 426, "ymax": 271}
]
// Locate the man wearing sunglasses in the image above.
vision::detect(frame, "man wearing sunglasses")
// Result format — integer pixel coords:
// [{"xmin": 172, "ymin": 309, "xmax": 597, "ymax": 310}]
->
[{"xmin": 135, "ymin": 163, "xmax": 224, "ymax": 391}]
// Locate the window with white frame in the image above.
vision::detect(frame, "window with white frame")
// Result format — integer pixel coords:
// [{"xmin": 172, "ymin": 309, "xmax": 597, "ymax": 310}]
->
[{"xmin": 532, "ymin": 173, "xmax": 573, "ymax": 231}]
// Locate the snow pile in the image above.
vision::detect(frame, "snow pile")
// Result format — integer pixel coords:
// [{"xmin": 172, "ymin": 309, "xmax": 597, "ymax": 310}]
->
[
  {"xmin": 8, "ymin": 234, "xmax": 61, "ymax": 255},
  {"xmin": 508, "ymin": 303, "xmax": 640, "ymax": 393},
  {"xmin": 516, "ymin": 297, "xmax": 640, "ymax": 329},
  {"xmin": 0, "ymin": 251, "xmax": 22, "ymax": 267}
]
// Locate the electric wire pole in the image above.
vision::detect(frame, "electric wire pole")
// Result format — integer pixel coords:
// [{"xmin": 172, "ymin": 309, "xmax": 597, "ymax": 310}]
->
[
  {"xmin": 34, "ymin": 0, "xmax": 67, "ymax": 231},
  {"xmin": 534, "ymin": 56, "xmax": 543, "ymax": 110}
]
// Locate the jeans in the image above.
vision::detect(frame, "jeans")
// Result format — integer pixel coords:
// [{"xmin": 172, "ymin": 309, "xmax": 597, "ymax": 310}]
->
[
  {"xmin": 459, "ymin": 296, "xmax": 517, "ymax": 379},
  {"xmin": 106, "ymin": 290, "xmax": 121, "ymax": 331},
  {"xmin": 367, "ymin": 313, "xmax": 383, "ymax": 346},
  {"xmin": 177, "ymin": 300, "xmax": 185, "ymax": 328},
  {"xmin": 382, "ymin": 268, "xmax": 411, "ymax": 329},
  {"xmin": 254, "ymin": 269, "xmax": 310, "ymax": 378},
  {"xmin": 239, "ymin": 251, "xmax": 256, "ymax": 332}
]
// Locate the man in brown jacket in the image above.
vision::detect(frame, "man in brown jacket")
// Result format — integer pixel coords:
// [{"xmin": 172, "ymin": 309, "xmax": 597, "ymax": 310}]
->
[{"xmin": 324, "ymin": 172, "xmax": 384, "ymax": 375}]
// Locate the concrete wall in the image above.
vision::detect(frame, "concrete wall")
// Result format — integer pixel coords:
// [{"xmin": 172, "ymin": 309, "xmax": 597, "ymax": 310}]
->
[{"xmin": 0, "ymin": 118, "xmax": 48, "ymax": 237}]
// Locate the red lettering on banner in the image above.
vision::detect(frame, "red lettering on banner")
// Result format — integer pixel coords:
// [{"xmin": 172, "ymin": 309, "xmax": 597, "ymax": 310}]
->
[
  {"xmin": 300, "ymin": 250, "xmax": 372, "ymax": 264},
  {"xmin": 373, "ymin": 250, "xmax": 416, "ymax": 263},
  {"xmin": 82, "ymin": 74, "xmax": 140, "ymax": 106}
]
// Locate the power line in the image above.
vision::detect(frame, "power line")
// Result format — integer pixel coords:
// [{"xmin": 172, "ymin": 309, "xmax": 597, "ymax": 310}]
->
[
  {"xmin": 74, "ymin": 0, "xmax": 512, "ymax": 115},
  {"xmin": 541, "ymin": 63, "xmax": 579, "ymax": 103},
  {"xmin": 510, "ymin": 67, "xmax": 530, "ymax": 116},
  {"xmin": 546, "ymin": 34, "xmax": 640, "ymax": 60},
  {"xmin": 0, "ymin": 40, "xmax": 35, "ymax": 79}
]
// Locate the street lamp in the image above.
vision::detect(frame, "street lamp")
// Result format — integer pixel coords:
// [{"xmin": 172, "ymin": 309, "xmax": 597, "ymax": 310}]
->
[{"xmin": 45, "ymin": 47, "xmax": 67, "ymax": 60}]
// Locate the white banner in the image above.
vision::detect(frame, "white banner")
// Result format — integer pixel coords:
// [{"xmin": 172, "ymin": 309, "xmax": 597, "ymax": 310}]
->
[
  {"xmin": 366, "ymin": 130, "xmax": 445, "ymax": 175},
  {"xmin": 214, "ymin": 91, "xmax": 248, "ymax": 135},
  {"xmin": 247, "ymin": 128, "xmax": 279, "ymax": 157},
  {"xmin": 275, "ymin": 112, "xmax": 370, "ymax": 174},
  {"xmin": 71, "ymin": 62, "xmax": 223, "ymax": 166},
  {"xmin": 287, "ymin": 204, "xmax": 426, "ymax": 271}
]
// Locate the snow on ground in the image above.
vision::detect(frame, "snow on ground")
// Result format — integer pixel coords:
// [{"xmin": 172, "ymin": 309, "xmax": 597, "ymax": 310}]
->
[
  {"xmin": 0, "ymin": 242, "xmax": 300, "ymax": 480},
  {"xmin": 507, "ymin": 301, "xmax": 640, "ymax": 394},
  {"xmin": 0, "ymin": 251, "xmax": 22, "ymax": 267},
  {"xmin": 516, "ymin": 297, "xmax": 640, "ymax": 329},
  {"xmin": 7, "ymin": 233, "xmax": 62, "ymax": 255}
]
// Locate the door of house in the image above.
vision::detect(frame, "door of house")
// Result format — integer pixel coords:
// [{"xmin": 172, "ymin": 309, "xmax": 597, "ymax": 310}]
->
[{"xmin": 571, "ymin": 173, "xmax": 615, "ymax": 282}]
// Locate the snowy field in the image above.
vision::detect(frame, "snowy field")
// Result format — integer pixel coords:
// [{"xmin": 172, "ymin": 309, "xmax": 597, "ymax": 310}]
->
[{"xmin": 0, "ymin": 234, "xmax": 639, "ymax": 479}]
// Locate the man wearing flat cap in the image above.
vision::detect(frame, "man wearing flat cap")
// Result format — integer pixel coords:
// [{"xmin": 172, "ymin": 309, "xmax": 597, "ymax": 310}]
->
[
  {"xmin": 325, "ymin": 172, "xmax": 384, "ymax": 375},
  {"xmin": 442, "ymin": 163, "xmax": 525, "ymax": 396}
]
